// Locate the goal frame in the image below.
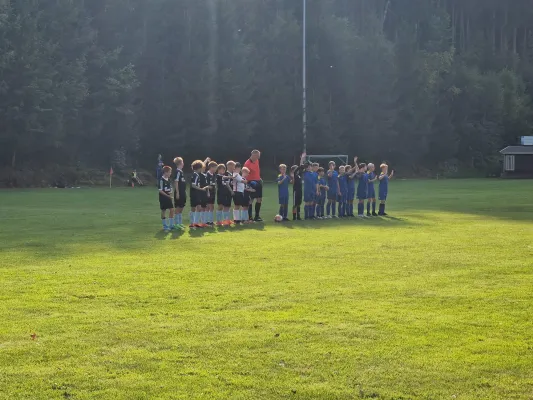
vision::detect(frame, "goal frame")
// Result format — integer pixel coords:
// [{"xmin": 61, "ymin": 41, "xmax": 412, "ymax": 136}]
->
[{"xmin": 305, "ymin": 154, "xmax": 349, "ymax": 166}]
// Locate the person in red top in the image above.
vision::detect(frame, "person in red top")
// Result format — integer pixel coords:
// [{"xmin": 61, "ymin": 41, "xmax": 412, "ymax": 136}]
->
[{"xmin": 244, "ymin": 149, "xmax": 263, "ymax": 222}]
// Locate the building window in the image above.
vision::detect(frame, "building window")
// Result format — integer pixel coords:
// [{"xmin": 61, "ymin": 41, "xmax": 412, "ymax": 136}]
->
[{"xmin": 504, "ymin": 155, "xmax": 515, "ymax": 171}]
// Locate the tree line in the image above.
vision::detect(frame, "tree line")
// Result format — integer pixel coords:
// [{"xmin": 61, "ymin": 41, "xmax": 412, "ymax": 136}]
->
[{"xmin": 0, "ymin": 0, "xmax": 531, "ymax": 179}]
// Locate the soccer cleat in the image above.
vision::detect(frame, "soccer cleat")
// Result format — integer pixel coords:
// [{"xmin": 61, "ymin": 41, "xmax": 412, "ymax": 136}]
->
[
  {"xmin": 216, "ymin": 221, "xmax": 223, "ymax": 226},
  {"xmin": 197, "ymin": 223, "xmax": 208, "ymax": 228},
  {"xmin": 189, "ymin": 224, "xmax": 196, "ymax": 229},
  {"xmin": 372, "ymin": 212, "xmax": 378, "ymax": 216},
  {"xmin": 282, "ymin": 218, "xmax": 290, "ymax": 222},
  {"xmin": 254, "ymin": 217, "xmax": 264, "ymax": 222},
  {"xmin": 367, "ymin": 212, "xmax": 372, "ymax": 217}
]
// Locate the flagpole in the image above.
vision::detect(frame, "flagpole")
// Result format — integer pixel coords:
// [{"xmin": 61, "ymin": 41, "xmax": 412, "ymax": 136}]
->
[{"xmin": 302, "ymin": 0, "xmax": 307, "ymax": 154}]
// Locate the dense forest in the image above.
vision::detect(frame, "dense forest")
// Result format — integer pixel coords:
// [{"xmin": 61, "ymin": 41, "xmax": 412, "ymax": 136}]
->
[{"xmin": 0, "ymin": 0, "xmax": 532, "ymax": 183}]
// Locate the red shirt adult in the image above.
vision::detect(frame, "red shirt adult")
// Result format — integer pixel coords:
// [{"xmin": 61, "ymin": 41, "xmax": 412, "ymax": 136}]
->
[{"xmin": 244, "ymin": 158, "xmax": 261, "ymax": 181}]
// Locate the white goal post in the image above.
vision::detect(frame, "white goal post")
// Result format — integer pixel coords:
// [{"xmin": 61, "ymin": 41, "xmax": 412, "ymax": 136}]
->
[{"xmin": 305, "ymin": 154, "xmax": 349, "ymax": 166}]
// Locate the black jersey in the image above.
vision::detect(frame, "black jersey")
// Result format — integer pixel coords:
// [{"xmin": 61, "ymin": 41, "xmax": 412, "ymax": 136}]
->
[
  {"xmin": 158, "ymin": 177, "xmax": 172, "ymax": 196},
  {"xmin": 216, "ymin": 174, "xmax": 225, "ymax": 191},
  {"xmin": 199, "ymin": 172, "xmax": 208, "ymax": 189},
  {"xmin": 206, "ymin": 172, "xmax": 216, "ymax": 193},
  {"xmin": 293, "ymin": 165, "xmax": 305, "ymax": 193},
  {"xmin": 224, "ymin": 171, "xmax": 234, "ymax": 193},
  {"xmin": 174, "ymin": 169, "xmax": 186, "ymax": 196},
  {"xmin": 190, "ymin": 172, "xmax": 201, "ymax": 197}
]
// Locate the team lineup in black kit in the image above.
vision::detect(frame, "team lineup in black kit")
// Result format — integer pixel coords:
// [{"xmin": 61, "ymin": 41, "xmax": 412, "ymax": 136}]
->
[{"xmin": 156, "ymin": 150, "xmax": 394, "ymax": 231}]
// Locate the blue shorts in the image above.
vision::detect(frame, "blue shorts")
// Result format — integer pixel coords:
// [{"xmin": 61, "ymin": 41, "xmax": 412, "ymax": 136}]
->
[
  {"xmin": 327, "ymin": 190, "xmax": 337, "ymax": 201},
  {"xmin": 279, "ymin": 196, "xmax": 289, "ymax": 205},
  {"xmin": 304, "ymin": 191, "xmax": 315, "ymax": 203},
  {"xmin": 379, "ymin": 191, "xmax": 388, "ymax": 201},
  {"xmin": 367, "ymin": 185, "xmax": 376, "ymax": 199},
  {"xmin": 357, "ymin": 190, "xmax": 367, "ymax": 200},
  {"xmin": 348, "ymin": 189, "xmax": 355, "ymax": 201},
  {"xmin": 317, "ymin": 195, "xmax": 326, "ymax": 206}
]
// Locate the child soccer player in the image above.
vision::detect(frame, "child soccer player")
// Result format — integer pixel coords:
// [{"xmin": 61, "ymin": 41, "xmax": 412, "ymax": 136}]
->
[
  {"xmin": 355, "ymin": 162, "xmax": 369, "ymax": 217},
  {"xmin": 346, "ymin": 163, "xmax": 356, "ymax": 217},
  {"xmin": 198, "ymin": 161, "xmax": 210, "ymax": 227},
  {"xmin": 310, "ymin": 163, "xmax": 320, "ymax": 219},
  {"xmin": 173, "ymin": 157, "xmax": 186, "ymax": 229},
  {"xmin": 216, "ymin": 164, "xmax": 231, "ymax": 226},
  {"xmin": 326, "ymin": 161, "xmax": 340, "ymax": 218},
  {"xmin": 378, "ymin": 163, "xmax": 394, "ymax": 216},
  {"xmin": 316, "ymin": 167, "xmax": 328, "ymax": 218},
  {"xmin": 243, "ymin": 168, "xmax": 256, "ymax": 224},
  {"xmin": 366, "ymin": 163, "xmax": 378, "ymax": 216},
  {"xmin": 225, "ymin": 161, "xmax": 236, "ymax": 224},
  {"xmin": 277, "ymin": 164, "xmax": 290, "ymax": 221},
  {"xmin": 338, "ymin": 165, "xmax": 347, "ymax": 217},
  {"xmin": 158, "ymin": 165, "xmax": 174, "ymax": 231},
  {"xmin": 232, "ymin": 163, "xmax": 247, "ymax": 224},
  {"xmin": 303, "ymin": 163, "xmax": 318, "ymax": 220},
  {"xmin": 290, "ymin": 153, "xmax": 307, "ymax": 220},
  {"xmin": 205, "ymin": 161, "xmax": 218, "ymax": 226},
  {"xmin": 189, "ymin": 160, "xmax": 208, "ymax": 228}
]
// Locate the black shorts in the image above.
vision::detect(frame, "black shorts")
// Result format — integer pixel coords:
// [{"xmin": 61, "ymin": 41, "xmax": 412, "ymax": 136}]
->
[
  {"xmin": 159, "ymin": 195, "xmax": 174, "ymax": 210},
  {"xmin": 207, "ymin": 192, "xmax": 216, "ymax": 205},
  {"xmin": 200, "ymin": 191, "xmax": 208, "ymax": 208},
  {"xmin": 293, "ymin": 190, "xmax": 302, "ymax": 207},
  {"xmin": 233, "ymin": 192, "xmax": 245, "ymax": 207},
  {"xmin": 249, "ymin": 180, "xmax": 263, "ymax": 199},
  {"xmin": 174, "ymin": 193, "xmax": 186, "ymax": 208},
  {"xmin": 217, "ymin": 192, "xmax": 232, "ymax": 208},
  {"xmin": 190, "ymin": 191, "xmax": 202, "ymax": 208},
  {"xmin": 243, "ymin": 192, "xmax": 251, "ymax": 206}
]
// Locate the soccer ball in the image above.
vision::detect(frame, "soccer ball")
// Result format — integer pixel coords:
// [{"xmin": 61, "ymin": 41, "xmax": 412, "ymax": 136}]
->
[{"xmin": 274, "ymin": 214, "xmax": 283, "ymax": 222}]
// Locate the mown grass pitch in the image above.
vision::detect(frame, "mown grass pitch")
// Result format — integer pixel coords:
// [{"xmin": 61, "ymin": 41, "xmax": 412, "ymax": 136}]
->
[{"xmin": 1, "ymin": 180, "xmax": 532, "ymax": 400}]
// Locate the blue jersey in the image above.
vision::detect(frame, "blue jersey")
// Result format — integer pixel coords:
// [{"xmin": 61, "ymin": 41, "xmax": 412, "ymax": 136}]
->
[
  {"xmin": 379, "ymin": 174, "xmax": 389, "ymax": 200},
  {"xmin": 338, "ymin": 174, "xmax": 348, "ymax": 195},
  {"xmin": 347, "ymin": 173, "xmax": 356, "ymax": 191},
  {"xmin": 318, "ymin": 177, "xmax": 327, "ymax": 197},
  {"xmin": 367, "ymin": 172, "xmax": 376, "ymax": 197},
  {"xmin": 327, "ymin": 170, "xmax": 338, "ymax": 192},
  {"xmin": 277, "ymin": 174, "xmax": 290, "ymax": 199},
  {"xmin": 304, "ymin": 171, "xmax": 316, "ymax": 193},
  {"xmin": 357, "ymin": 172, "xmax": 369, "ymax": 199}
]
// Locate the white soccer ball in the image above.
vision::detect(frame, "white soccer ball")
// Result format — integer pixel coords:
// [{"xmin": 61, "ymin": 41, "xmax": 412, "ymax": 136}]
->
[{"xmin": 274, "ymin": 214, "xmax": 283, "ymax": 222}]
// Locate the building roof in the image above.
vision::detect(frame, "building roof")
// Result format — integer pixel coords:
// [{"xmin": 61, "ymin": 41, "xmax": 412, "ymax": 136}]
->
[{"xmin": 500, "ymin": 146, "xmax": 533, "ymax": 155}]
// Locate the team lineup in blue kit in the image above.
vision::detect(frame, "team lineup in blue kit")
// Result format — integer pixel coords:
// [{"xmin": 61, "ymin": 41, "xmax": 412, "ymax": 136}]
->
[
  {"xmin": 156, "ymin": 154, "xmax": 394, "ymax": 231},
  {"xmin": 277, "ymin": 155, "xmax": 394, "ymax": 221}
]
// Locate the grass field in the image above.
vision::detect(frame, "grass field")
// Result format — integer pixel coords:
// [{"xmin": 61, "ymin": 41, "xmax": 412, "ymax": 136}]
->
[{"xmin": 1, "ymin": 179, "xmax": 532, "ymax": 400}]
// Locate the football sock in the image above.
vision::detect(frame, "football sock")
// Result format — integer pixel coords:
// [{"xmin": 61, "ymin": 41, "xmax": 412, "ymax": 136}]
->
[
  {"xmin": 297, "ymin": 206, "xmax": 301, "ymax": 218},
  {"xmin": 332, "ymin": 203, "xmax": 336, "ymax": 216},
  {"xmin": 310, "ymin": 205, "xmax": 314, "ymax": 218},
  {"xmin": 367, "ymin": 202, "xmax": 370, "ymax": 214},
  {"xmin": 174, "ymin": 214, "xmax": 179, "ymax": 225},
  {"xmin": 255, "ymin": 202, "xmax": 261, "ymax": 218},
  {"xmin": 191, "ymin": 212, "xmax": 196, "ymax": 224},
  {"xmin": 293, "ymin": 210, "xmax": 297, "ymax": 220},
  {"xmin": 216, "ymin": 210, "xmax": 221, "ymax": 222},
  {"xmin": 162, "ymin": 218, "xmax": 167, "ymax": 229},
  {"xmin": 358, "ymin": 203, "xmax": 364, "ymax": 215},
  {"xmin": 338, "ymin": 203, "xmax": 343, "ymax": 216},
  {"xmin": 248, "ymin": 204, "xmax": 253, "ymax": 219},
  {"xmin": 279, "ymin": 206, "xmax": 283, "ymax": 216},
  {"xmin": 169, "ymin": 218, "xmax": 174, "ymax": 228},
  {"xmin": 372, "ymin": 202, "xmax": 376, "ymax": 213},
  {"xmin": 284, "ymin": 204, "xmax": 289, "ymax": 218},
  {"xmin": 326, "ymin": 202, "xmax": 331, "ymax": 216},
  {"xmin": 233, "ymin": 210, "xmax": 240, "ymax": 222},
  {"xmin": 304, "ymin": 205, "xmax": 309, "ymax": 219},
  {"xmin": 178, "ymin": 214, "xmax": 183, "ymax": 225},
  {"xmin": 383, "ymin": 204, "xmax": 386, "ymax": 214},
  {"xmin": 378, "ymin": 203, "xmax": 385, "ymax": 215}
]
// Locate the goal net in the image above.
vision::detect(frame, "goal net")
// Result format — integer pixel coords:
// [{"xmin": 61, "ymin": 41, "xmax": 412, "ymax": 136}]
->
[{"xmin": 305, "ymin": 154, "xmax": 349, "ymax": 166}]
